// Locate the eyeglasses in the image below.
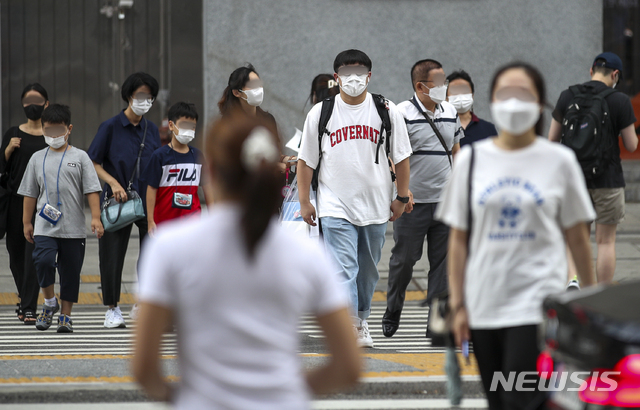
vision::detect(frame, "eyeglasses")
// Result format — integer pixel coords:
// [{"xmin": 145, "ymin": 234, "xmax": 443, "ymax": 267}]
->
[
  {"xmin": 43, "ymin": 125, "xmax": 68, "ymax": 138},
  {"xmin": 133, "ymin": 92, "xmax": 155, "ymax": 104},
  {"xmin": 494, "ymin": 86, "xmax": 537, "ymax": 103},
  {"xmin": 22, "ymin": 96, "xmax": 46, "ymax": 106},
  {"xmin": 337, "ymin": 66, "xmax": 369, "ymax": 76}
]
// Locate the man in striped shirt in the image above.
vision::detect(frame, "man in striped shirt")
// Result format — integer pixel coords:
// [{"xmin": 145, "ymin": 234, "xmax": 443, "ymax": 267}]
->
[{"xmin": 383, "ymin": 59, "xmax": 464, "ymax": 338}]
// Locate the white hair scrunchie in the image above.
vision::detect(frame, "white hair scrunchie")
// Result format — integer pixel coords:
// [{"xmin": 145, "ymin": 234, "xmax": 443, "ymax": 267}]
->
[{"xmin": 241, "ymin": 126, "xmax": 279, "ymax": 172}]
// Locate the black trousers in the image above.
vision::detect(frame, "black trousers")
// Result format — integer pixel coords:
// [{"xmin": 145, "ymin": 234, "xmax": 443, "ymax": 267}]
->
[
  {"xmin": 5, "ymin": 194, "xmax": 39, "ymax": 312},
  {"xmin": 32, "ymin": 236, "xmax": 85, "ymax": 303},
  {"xmin": 471, "ymin": 325, "xmax": 547, "ymax": 410},
  {"xmin": 98, "ymin": 218, "xmax": 148, "ymax": 307},
  {"xmin": 387, "ymin": 203, "xmax": 449, "ymax": 312}
]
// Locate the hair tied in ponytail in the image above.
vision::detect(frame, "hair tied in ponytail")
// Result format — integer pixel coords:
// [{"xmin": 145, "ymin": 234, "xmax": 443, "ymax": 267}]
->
[{"xmin": 241, "ymin": 126, "xmax": 279, "ymax": 172}]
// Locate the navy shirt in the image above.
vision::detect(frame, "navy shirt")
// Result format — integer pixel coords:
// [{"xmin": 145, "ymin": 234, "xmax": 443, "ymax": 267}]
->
[
  {"xmin": 459, "ymin": 113, "xmax": 497, "ymax": 147},
  {"xmin": 87, "ymin": 110, "xmax": 161, "ymax": 211}
]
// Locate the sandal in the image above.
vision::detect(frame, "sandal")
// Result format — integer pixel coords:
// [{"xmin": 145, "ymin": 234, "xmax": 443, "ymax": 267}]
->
[
  {"xmin": 23, "ymin": 310, "xmax": 37, "ymax": 325},
  {"xmin": 15, "ymin": 303, "xmax": 24, "ymax": 322}
]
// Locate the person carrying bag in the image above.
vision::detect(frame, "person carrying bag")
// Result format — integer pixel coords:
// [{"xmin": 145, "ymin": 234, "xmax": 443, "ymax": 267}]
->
[{"xmin": 100, "ymin": 119, "xmax": 147, "ymax": 232}]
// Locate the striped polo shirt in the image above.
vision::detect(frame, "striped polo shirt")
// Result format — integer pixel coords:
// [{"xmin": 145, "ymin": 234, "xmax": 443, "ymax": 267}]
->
[{"xmin": 397, "ymin": 94, "xmax": 464, "ymax": 203}]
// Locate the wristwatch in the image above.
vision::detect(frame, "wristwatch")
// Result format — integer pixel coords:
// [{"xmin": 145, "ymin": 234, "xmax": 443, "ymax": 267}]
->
[{"xmin": 395, "ymin": 195, "xmax": 410, "ymax": 204}]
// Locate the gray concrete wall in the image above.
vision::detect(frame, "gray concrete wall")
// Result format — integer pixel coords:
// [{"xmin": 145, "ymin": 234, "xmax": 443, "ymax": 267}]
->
[{"xmin": 203, "ymin": 0, "xmax": 602, "ymax": 153}]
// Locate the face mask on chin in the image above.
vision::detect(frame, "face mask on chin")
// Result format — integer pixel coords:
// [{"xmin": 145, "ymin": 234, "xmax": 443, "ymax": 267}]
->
[
  {"xmin": 448, "ymin": 94, "xmax": 474, "ymax": 114},
  {"xmin": 339, "ymin": 74, "xmax": 368, "ymax": 98},
  {"xmin": 490, "ymin": 98, "xmax": 540, "ymax": 136}
]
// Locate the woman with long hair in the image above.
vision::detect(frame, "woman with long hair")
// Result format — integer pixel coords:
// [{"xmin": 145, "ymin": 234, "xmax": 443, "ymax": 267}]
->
[
  {"xmin": 0, "ymin": 83, "xmax": 49, "ymax": 324},
  {"xmin": 437, "ymin": 62, "xmax": 597, "ymax": 410},
  {"xmin": 132, "ymin": 110, "xmax": 360, "ymax": 409}
]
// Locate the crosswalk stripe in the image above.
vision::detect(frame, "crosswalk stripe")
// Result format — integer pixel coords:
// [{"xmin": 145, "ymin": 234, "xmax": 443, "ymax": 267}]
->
[{"xmin": 0, "ymin": 305, "xmax": 443, "ymax": 356}]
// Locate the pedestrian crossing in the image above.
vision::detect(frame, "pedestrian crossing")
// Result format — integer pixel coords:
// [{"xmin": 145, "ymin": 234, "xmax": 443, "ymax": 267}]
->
[
  {"xmin": 301, "ymin": 304, "xmax": 447, "ymax": 353},
  {"xmin": 0, "ymin": 304, "xmax": 441, "ymax": 356}
]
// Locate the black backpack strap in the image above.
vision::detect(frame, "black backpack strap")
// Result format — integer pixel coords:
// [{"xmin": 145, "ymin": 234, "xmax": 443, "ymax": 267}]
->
[
  {"xmin": 312, "ymin": 96, "xmax": 336, "ymax": 191},
  {"xmin": 371, "ymin": 93, "xmax": 392, "ymax": 164},
  {"xmin": 597, "ymin": 88, "xmax": 617, "ymax": 100},
  {"xmin": 410, "ymin": 97, "xmax": 452, "ymax": 167}
]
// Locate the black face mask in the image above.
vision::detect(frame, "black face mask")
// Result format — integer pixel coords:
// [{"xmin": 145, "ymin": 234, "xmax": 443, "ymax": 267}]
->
[{"xmin": 24, "ymin": 104, "xmax": 45, "ymax": 121}]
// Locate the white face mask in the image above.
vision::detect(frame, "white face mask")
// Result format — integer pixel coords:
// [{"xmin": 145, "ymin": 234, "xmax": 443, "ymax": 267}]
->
[
  {"xmin": 240, "ymin": 87, "xmax": 264, "ymax": 107},
  {"xmin": 339, "ymin": 74, "xmax": 368, "ymax": 98},
  {"xmin": 423, "ymin": 84, "xmax": 447, "ymax": 105},
  {"xmin": 44, "ymin": 132, "xmax": 68, "ymax": 149},
  {"xmin": 131, "ymin": 99, "xmax": 152, "ymax": 116},
  {"xmin": 448, "ymin": 94, "xmax": 474, "ymax": 114},
  {"xmin": 173, "ymin": 128, "xmax": 195, "ymax": 145},
  {"xmin": 491, "ymin": 98, "xmax": 540, "ymax": 136}
]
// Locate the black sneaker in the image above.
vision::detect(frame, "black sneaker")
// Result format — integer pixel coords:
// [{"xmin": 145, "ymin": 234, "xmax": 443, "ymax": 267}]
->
[
  {"xmin": 57, "ymin": 314, "xmax": 73, "ymax": 333},
  {"xmin": 382, "ymin": 308, "xmax": 402, "ymax": 337},
  {"xmin": 35, "ymin": 300, "xmax": 60, "ymax": 331}
]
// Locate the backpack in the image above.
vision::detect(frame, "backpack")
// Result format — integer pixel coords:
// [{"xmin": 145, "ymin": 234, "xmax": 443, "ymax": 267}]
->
[
  {"xmin": 560, "ymin": 84, "xmax": 617, "ymax": 180},
  {"xmin": 311, "ymin": 93, "xmax": 394, "ymax": 191}
]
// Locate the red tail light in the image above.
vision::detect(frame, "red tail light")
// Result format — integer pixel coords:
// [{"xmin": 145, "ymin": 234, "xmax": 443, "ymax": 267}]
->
[
  {"xmin": 536, "ymin": 351, "xmax": 554, "ymax": 379},
  {"xmin": 579, "ymin": 355, "xmax": 640, "ymax": 407}
]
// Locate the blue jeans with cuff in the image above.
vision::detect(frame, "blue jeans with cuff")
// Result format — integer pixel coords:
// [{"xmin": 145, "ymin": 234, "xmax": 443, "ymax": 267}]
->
[{"xmin": 320, "ymin": 217, "xmax": 387, "ymax": 323}]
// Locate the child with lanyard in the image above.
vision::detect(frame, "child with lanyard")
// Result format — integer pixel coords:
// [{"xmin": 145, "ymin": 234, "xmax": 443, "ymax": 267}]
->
[
  {"xmin": 142, "ymin": 102, "xmax": 211, "ymax": 235},
  {"xmin": 18, "ymin": 104, "xmax": 104, "ymax": 333}
]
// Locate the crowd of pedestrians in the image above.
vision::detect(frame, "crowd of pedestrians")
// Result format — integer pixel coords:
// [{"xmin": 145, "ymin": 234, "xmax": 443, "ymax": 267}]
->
[{"xmin": 0, "ymin": 48, "xmax": 636, "ymax": 410}]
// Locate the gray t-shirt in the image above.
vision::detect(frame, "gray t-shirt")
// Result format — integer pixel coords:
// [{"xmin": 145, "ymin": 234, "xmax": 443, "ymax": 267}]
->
[
  {"xmin": 397, "ymin": 97, "xmax": 464, "ymax": 203},
  {"xmin": 18, "ymin": 146, "xmax": 102, "ymax": 238}
]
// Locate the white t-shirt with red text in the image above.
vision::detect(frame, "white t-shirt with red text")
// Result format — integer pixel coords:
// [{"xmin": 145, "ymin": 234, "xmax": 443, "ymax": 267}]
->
[{"xmin": 298, "ymin": 93, "xmax": 412, "ymax": 226}]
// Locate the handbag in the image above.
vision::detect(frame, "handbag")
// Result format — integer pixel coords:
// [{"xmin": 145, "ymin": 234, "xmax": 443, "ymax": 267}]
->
[{"xmin": 101, "ymin": 119, "xmax": 148, "ymax": 232}]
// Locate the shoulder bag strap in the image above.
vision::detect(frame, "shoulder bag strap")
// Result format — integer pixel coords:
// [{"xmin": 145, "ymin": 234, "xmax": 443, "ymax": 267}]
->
[
  {"xmin": 467, "ymin": 144, "xmax": 475, "ymax": 251},
  {"xmin": 410, "ymin": 97, "xmax": 452, "ymax": 167},
  {"xmin": 128, "ymin": 118, "xmax": 148, "ymax": 191}
]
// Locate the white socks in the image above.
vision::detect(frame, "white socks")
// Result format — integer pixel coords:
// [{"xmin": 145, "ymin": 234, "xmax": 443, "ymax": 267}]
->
[{"xmin": 44, "ymin": 297, "xmax": 57, "ymax": 307}]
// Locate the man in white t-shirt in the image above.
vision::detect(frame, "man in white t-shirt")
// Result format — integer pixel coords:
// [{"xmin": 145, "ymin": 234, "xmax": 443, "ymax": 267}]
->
[
  {"xmin": 384, "ymin": 59, "xmax": 464, "ymax": 338},
  {"xmin": 298, "ymin": 49, "xmax": 413, "ymax": 348}
]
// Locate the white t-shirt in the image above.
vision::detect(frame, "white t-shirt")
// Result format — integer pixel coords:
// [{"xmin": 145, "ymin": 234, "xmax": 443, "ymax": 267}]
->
[
  {"xmin": 298, "ymin": 93, "xmax": 412, "ymax": 226},
  {"xmin": 138, "ymin": 204, "xmax": 348, "ymax": 410},
  {"xmin": 436, "ymin": 138, "xmax": 595, "ymax": 329}
]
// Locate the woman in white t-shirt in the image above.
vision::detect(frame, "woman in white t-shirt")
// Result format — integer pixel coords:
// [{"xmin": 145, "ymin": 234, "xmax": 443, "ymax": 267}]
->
[
  {"xmin": 132, "ymin": 110, "xmax": 360, "ymax": 410},
  {"xmin": 436, "ymin": 62, "xmax": 597, "ymax": 410}
]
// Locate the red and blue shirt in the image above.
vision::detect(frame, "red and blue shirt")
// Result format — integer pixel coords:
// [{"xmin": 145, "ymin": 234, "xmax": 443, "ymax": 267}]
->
[{"xmin": 142, "ymin": 145, "xmax": 203, "ymax": 225}]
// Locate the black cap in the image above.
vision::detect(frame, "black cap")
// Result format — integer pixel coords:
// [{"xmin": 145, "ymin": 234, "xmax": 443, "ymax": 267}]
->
[{"xmin": 593, "ymin": 52, "xmax": 623, "ymax": 80}]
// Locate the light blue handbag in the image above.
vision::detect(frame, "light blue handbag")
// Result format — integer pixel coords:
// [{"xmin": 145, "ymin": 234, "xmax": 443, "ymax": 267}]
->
[
  {"xmin": 101, "ymin": 189, "xmax": 145, "ymax": 232},
  {"xmin": 100, "ymin": 119, "xmax": 147, "ymax": 232}
]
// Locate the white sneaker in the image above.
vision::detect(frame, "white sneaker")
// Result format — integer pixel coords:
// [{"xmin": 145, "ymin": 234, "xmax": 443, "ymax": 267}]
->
[
  {"xmin": 104, "ymin": 307, "xmax": 126, "ymax": 328},
  {"xmin": 129, "ymin": 303, "xmax": 139, "ymax": 320},
  {"xmin": 357, "ymin": 320, "xmax": 374, "ymax": 348}
]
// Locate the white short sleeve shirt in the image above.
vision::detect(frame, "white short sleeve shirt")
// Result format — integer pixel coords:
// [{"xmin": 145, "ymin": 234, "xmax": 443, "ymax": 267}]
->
[
  {"xmin": 436, "ymin": 138, "xmax": 596, "ymax": 329},
  {"xmin": 138, "ymin": 204, "xmax": 348, "ymax": 410},
  {"xmin": 298, "ymin": 93, "xmax": 412, "ymax": 226}
]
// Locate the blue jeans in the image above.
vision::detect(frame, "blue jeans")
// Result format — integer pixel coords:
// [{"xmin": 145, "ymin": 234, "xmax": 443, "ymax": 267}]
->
[{"xmin": 320, "ymin": 217, "xmax": 387, "ymax": 321}]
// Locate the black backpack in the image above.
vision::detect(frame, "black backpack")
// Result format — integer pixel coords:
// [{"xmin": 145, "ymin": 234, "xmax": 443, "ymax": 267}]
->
[
  {"xmin": 311, "ymin": 93, "xmax": 394, "ymax": 190},
  {"xmin": 560, "ymin": 84, "xmax": 617, "ymax": 180}
]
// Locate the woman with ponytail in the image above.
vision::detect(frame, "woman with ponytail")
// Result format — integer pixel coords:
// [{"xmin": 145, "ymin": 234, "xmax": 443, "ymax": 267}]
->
[{"xmin": 133, "ymin": 110, "xmax": 360, "ymax": 409}]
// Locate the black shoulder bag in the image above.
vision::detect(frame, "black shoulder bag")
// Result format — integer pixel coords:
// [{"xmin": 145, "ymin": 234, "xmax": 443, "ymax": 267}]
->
[
  {"xmin": 410, "ymin": 97, "xmax": 452, "ymax": 167},
  {"xmin": 100, "ymin": 119, "xmax": 148, "ymax": 232}
]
